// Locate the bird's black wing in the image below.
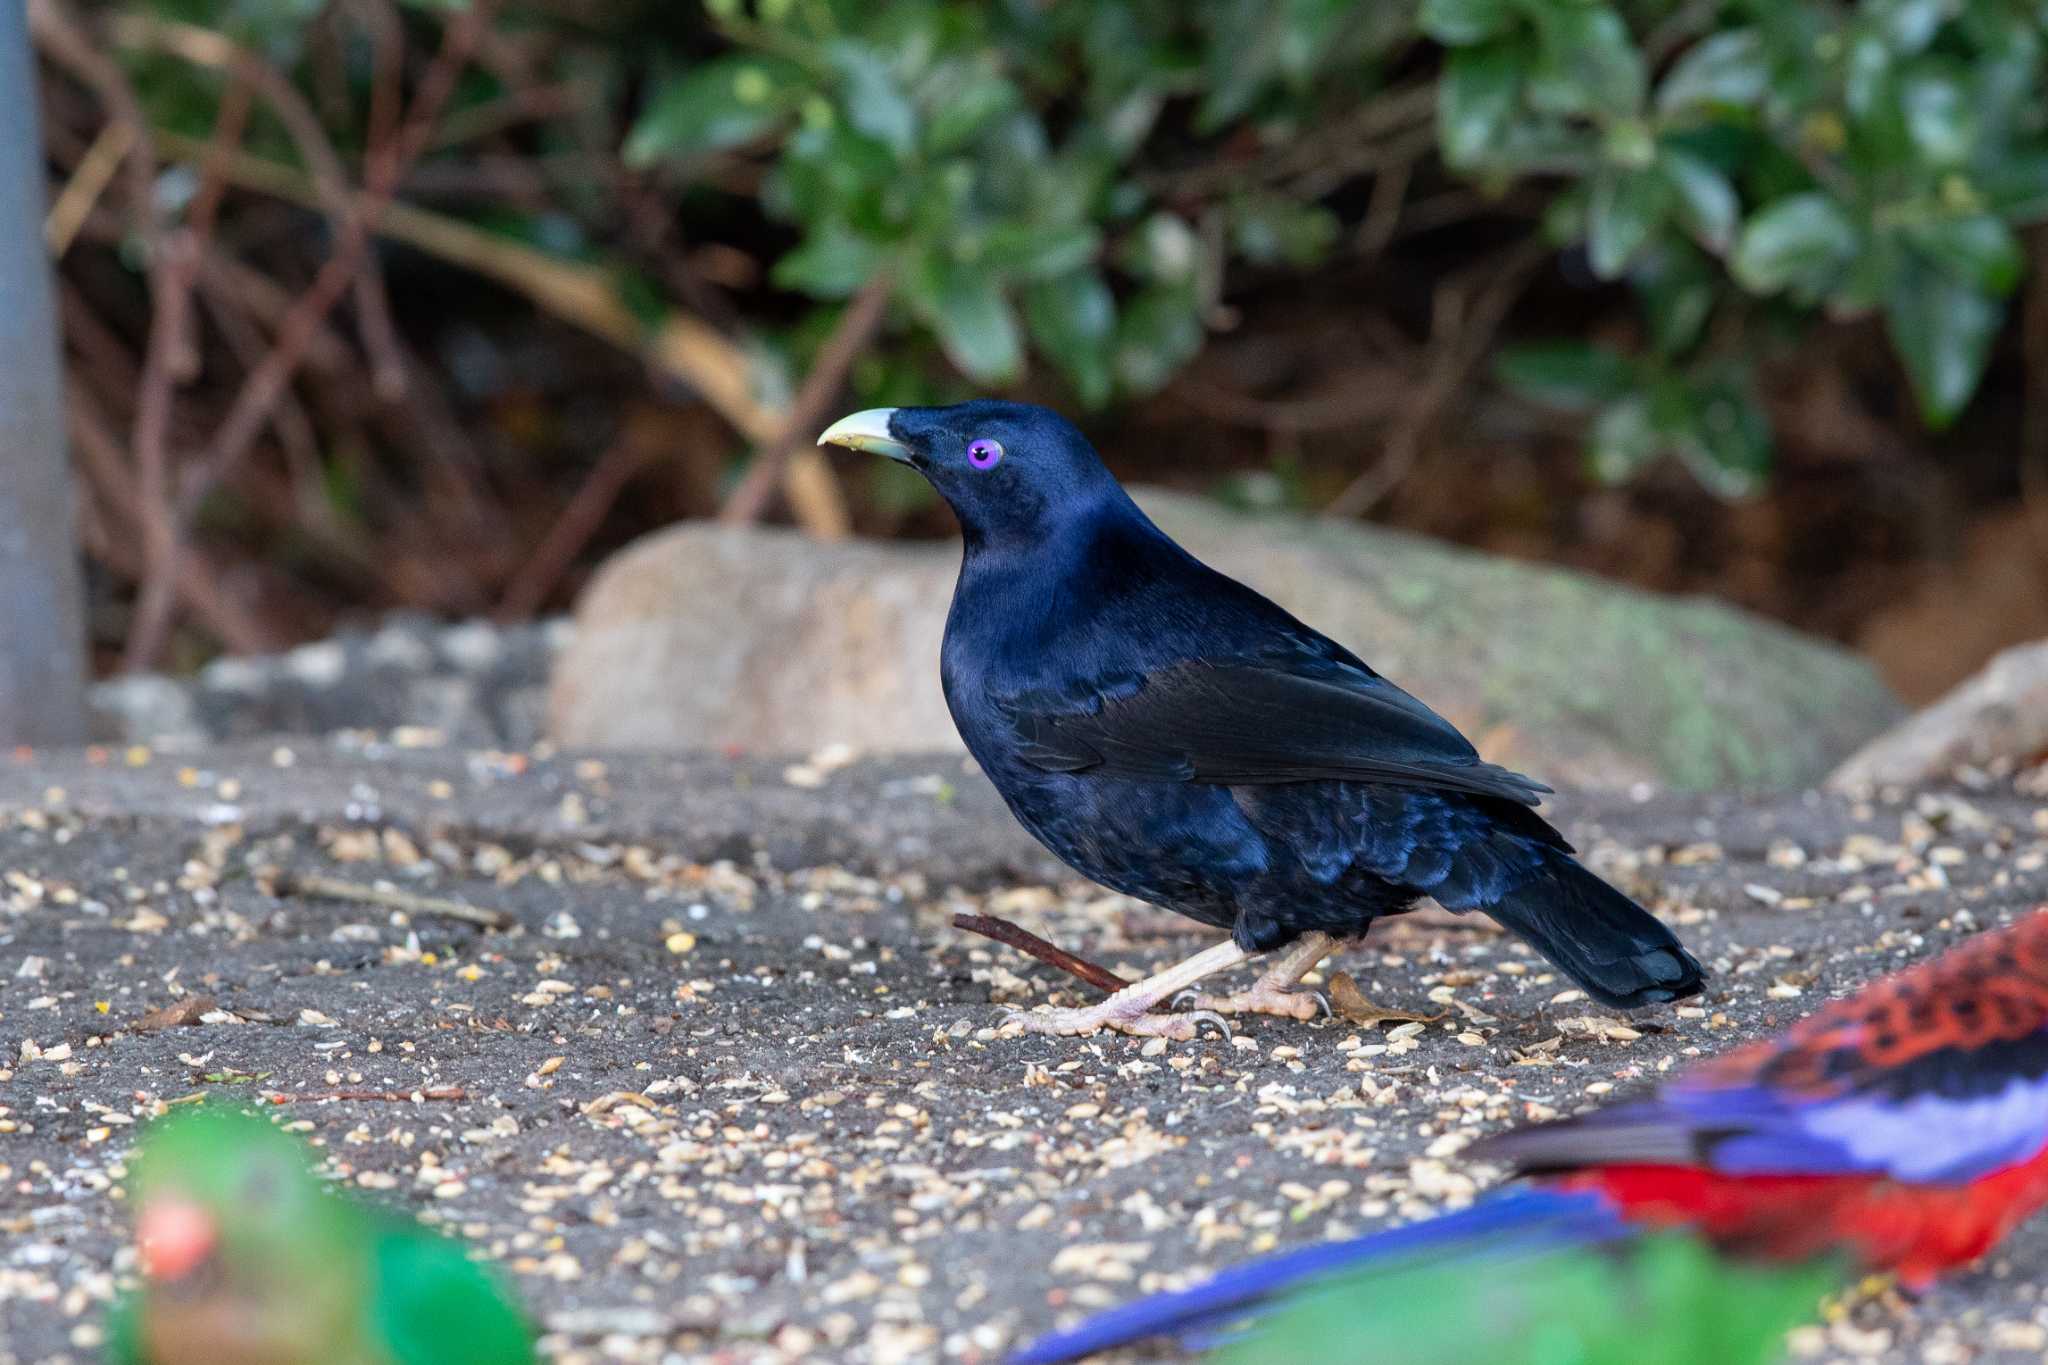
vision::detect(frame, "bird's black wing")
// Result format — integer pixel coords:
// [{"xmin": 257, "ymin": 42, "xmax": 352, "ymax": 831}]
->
[{"xmin": 1000, "ymin": 660, "xmax": 1551, "ymax": 805}]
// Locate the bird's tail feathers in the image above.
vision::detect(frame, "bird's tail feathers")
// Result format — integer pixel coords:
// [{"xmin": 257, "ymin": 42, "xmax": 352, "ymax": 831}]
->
[
  {"xmin": 1486, "ymin": 855, "xmax": 1704, "ymax": 1009},
  {"xmin": 1005, "ymin": 1188, "xmax": 1625, "ymax": 1365}
]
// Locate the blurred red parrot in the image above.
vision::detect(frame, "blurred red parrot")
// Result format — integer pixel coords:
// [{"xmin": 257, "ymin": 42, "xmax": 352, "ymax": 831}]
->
[{"xmin": 1013, "ymin": 908, "xmax": 2048, "ymax": 1363}]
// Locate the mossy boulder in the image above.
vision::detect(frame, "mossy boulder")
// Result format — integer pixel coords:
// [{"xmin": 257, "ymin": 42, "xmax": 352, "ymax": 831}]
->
[{"xmin": 551, "ymin": 489, "xmax": 1902, "ymax": 790}]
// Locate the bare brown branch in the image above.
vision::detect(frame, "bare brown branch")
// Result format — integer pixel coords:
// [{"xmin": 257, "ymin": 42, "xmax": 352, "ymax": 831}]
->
[
  {"xmin": 950, "ymin": 914, "xmax": 1130, "ymax": 996},
  {"xmin": 720, "ymin": 269, "xmax": 894, "ymax": 531}
]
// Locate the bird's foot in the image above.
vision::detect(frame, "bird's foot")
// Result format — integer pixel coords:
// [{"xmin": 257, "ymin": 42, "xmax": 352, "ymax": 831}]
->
[
  {"xmin": 999, "ymin": 1002, "xmax": 1232, "ymax": 1041},
  {"xmin": 1172, "ymin": 985, "xmax": 1330, "ymax": 1020}
]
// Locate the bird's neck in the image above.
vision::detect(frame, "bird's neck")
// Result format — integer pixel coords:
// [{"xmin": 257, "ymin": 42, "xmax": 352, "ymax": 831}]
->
[{"xmin": 949, "ymin": 492, "xmax": 1182, "ymax": 659}]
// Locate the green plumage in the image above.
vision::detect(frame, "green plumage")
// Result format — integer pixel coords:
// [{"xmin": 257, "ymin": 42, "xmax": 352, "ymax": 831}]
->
[
  {"xmin": 105, "ymin": 1105, "xmax": 534, "ymax": 1365},
  {"xmin": 1218, "ymin": 1232, "xmax": 1838, "ymax": 1365}
]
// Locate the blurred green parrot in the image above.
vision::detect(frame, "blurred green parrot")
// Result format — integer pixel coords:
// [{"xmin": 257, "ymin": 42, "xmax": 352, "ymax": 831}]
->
[
  {"xmin": 104, "ymin": 1105, "xmax": 535, "ymax": 1365},
  {"xmin": 1212, "ymin": 1227, "xmax": 1838, "ymax": 1365}
]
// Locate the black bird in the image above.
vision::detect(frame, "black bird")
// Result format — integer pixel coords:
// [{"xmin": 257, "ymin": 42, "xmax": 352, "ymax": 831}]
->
[{"xmin": 819, "ymin": 401, "xmax": 1705, "ymax": 1038}]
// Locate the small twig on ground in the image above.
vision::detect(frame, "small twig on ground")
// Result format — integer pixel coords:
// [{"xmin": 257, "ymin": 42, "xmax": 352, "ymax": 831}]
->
[
  {"xmin": 271, "ymin": 870, "xmax": 512, "ymax": 929},
  {"xmin": 720, "ymin": 268, "xmax": 895, "ymax": 531},
  {"xmin": 951, "ymin": 913, "xmax": 1131, "ymax": 995},
  {"xmin": 266, "ymin": 1087, "xmax": 468, "ymax": 1104}
]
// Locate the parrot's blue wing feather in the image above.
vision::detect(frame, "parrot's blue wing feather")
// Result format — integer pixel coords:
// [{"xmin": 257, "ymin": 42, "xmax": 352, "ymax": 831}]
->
[{"xmin": 1007, "ymin": 1188, "xmax": 1627, "ymax": 1365}]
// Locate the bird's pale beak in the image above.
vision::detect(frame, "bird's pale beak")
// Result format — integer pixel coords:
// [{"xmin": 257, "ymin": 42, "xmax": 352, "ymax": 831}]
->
[
  {"xmin": 138, "ymin": 1197, "xmax": 217, "ymax": 1282},
  {"xmin": 817, "ymin": 408, "xmax": 912, "ymax": 463}
]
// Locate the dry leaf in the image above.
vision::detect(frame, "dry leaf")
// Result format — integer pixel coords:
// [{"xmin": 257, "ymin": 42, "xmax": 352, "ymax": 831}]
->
[
  {"xmin": 130, "ymin": 996, "xmax": 216, "ymax": 1034},
  {"xmin": 1328, "ymin": 972, "xmax": 1446, "ymax": 1026}
]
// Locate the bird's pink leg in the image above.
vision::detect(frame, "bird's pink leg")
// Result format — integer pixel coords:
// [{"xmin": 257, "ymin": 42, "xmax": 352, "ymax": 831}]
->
[
  {"xmin": 1177, "ymin": 931, "xmax": 1338, "ymax": 1020},
  {"xmin": 999, "ymin": 939, "xmax": 1249, "ymax": 1040}
]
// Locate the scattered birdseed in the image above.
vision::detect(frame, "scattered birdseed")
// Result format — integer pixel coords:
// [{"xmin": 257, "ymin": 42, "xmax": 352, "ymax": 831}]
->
[{"xmin": 0, "ymin": 745, "xmax": 2041, "ymax": 1363}]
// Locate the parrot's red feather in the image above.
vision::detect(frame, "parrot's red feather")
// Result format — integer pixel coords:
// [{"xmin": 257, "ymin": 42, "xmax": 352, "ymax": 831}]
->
[
  {"xmin": 1563, "ymin": 1136, "xmax": 2048, "ymax": 1288},
  {"xmin": 1698, "ymin": 910, "xmax": 2048, "ymax": 1097}
]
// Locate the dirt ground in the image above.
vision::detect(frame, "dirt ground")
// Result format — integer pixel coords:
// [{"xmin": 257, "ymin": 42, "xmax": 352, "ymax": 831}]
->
[{"xmin": 1, "ymin": 738, "xmax": 2045, "ymax": 1364}]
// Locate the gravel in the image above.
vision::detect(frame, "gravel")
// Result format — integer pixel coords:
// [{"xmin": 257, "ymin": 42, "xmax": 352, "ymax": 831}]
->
[
  {"xmin": 87, "ymin": 614, "xmax": 570, "ymax": 750},
  {"xmin": 0, "ymin": 740, "xmax": 2044, "ymax": 1364}
]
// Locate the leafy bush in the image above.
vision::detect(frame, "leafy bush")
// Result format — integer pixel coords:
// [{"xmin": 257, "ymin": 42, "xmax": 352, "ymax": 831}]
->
[{"xmin": 625, "ymin": 0, "xmax": 2048, "ymax": 494}]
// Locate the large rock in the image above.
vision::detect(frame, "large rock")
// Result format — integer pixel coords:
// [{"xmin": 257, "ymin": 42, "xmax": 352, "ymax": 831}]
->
[
  {"xmin": 549, "ymin": 489, "xmax": 1903, "ymax": 789},
  {"xmin": 1828, "ymin": 639, "xmax": 2048, "ymax": 790}
]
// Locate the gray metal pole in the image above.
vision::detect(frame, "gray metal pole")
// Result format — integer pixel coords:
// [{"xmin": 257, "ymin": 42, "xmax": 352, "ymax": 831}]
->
[{"xmin": 0, "ymin": 1, "xmax": 87, "ymax": 744}]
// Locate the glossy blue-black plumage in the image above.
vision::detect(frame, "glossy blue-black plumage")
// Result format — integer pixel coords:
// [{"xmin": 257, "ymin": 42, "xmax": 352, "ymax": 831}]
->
[{"xmin": 882, "ymin": 401, "xmax": 1703, "ymax": 1008}]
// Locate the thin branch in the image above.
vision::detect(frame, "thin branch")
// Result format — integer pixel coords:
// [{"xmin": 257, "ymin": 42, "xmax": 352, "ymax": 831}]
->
[
  {"xmin": 28, "ymin": 0, "xmax": 162, "ymax": 260},
  {"xmin": 112, "ymin": 12, "xmax": 408, "ymax": 397},
  {"xmin": 2020, "ymin": 226, "xmax": 2048, "ymax": 578},
  {"xmin": 44, "ymin": 118, "xmax": 134, "ymax": 255},
  {"xmin": 147, "ymin": 134, "xmax": 785, "ymax": 443},
  {"xmin": 123, "ymin": 75, "xmax": 251, "ymax": 671},
  {"xmin": 266, "ymin": 1087, "xmax": 469, "ymax": 1104},
  {"xmin": 951, "ymin": 914, "xmax": 1130, "ymax": 996},
  {"xmin": 271, "ymin": 870, "xmax": 512, "ymax": 930},
  {"xmin": 1144, "ymin": 81, "xmax": 1436, "ymax": 201},
  {"xmin": 351, "ymin": 0, "xmax": 405, "ymax": 165},
  {"xmin": 495, "ymin": 436, "xmax": 654, "ymax": 619},
  {"xmin": 1325, "ymin": 240, "xmax": 1547, "ymax": 519},
  {"xmin": 428, "ymin": 81, "xmax": 586, "ymax": 150},
  {"xmin": 720, "ymin": 269, "xmax": 894, "ymax": 529},
  {"xmin": 64, "ymin": 382, "xmax": 277, "ymax": 652},
  {"xmin": 122, "ymin": 2, "xmax": 494, "ymax": 670}
]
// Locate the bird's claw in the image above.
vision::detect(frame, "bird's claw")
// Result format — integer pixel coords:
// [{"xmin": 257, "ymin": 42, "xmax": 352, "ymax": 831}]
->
[
  {"xmin": 995, "ymin": 1004, "xmax": 1230, "ymax": 1041},
  {"xmin": 1174, "ymin": 985, "xmax": 1330, "ymax": 1021}
]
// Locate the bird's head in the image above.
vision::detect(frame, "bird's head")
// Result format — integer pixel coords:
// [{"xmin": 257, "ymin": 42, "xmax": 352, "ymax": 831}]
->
[
  {"xmin": 818, "ymin": 400, "xmax": 1125, "ymax": 550},
  {"xmin": 128, "ymin": 1105, "xmax": 333, "ymax": 1295}
]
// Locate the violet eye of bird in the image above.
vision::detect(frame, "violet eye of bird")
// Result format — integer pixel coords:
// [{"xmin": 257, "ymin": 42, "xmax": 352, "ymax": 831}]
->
[{"xmin": 967, "ymin": 438, "xmax": 1003, "ymax": 470}]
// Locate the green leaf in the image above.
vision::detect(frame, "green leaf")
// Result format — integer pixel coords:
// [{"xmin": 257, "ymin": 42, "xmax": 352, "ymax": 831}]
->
[
  {"xmin": 1655, "ymin": 29, "xmax": 1768, "ymax": 114},
  {"xmin": 625, "ymin": 56, "xmax": 808, "ymax": 166},
  {"xmin": 1886, "ymin": 256, "xmax": 2005, "ymax": 427},
  {"xmin": 1868, "ymin": 0, "xmax": 1947, "ymax": 53},
  {"xmin": 1115, "ymin": 284, "xmax": 1204, "ymax": 396},
  {"xmin": 1635, "ymin": 245, "xmax": 1717, "ymax": 355},
  {"xmin": 1899, "ymin": 65, "xmax": 1978, "ymax": 165},
  {"xmin": 1025, "ymin": 270, "xmax": 1117, "ymax": 407},
  {"xmin": 1587, "ymin": 169, "xmax": 1667, "ymax": 279},
  {"xmin": 980, "ymin": 223, "xmax": 1103, "ymax": 282},
  {"xmin": 1120, "ymin": 213, "xmax": 1203, "ymax": 284},
  {"xmin": 1529, "ymin": 6, "xmax": 1645, "ymax": 119},
  {"xmin": 1660, "ymin": 148, "xmax": 1739, "ymax": 253},
  {"xmin": 907, "ymin": 256, "xmax": 1023, "ymax": 383},
  {"xmin": 1730, "ymin": 193, "xmax": 1858, "ymax": 297},
  {"xmin": 1495, "ymin": 342, "xmax": 1636, "ymax": 411},
  {"xmin": 772, "ymin": 221, "xmax": 889, "ymax": 299},
  {"xmin": 1672, "ymin": 370, "xmax": 1771, "ymax": 496},
  {"xmin": 1843, "ymin": 31, "xmax": 1893, "ymax": 120},
  {"xmin": 924, "ymin": 72, "xmax": 1019, "ymax": 156},
  {"xmin": 1587, "ymin": 394, "xmax": 1659, "ymax": 482},
  {"xmin": 1419, "ymin": 0, "xmax": 1514, "ymax": 45},
  {"xmin": 1439, "ymin": 40, "xmax": 1526, "ymax": 168},
  {"xmin": 1981, "ymin": 150, "xmax": 2048, "ymax": 219},
  {"xmin": 1231, "ymin": 197, "xmax": 1340, "ymax": 268},
  {"xmin": 1903, "ymin": 215, "xmax": 2024, "ymax": 294},
  {"xmin": 826, "ymin": 42, "xmax": 918, "ymax": 156}
]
